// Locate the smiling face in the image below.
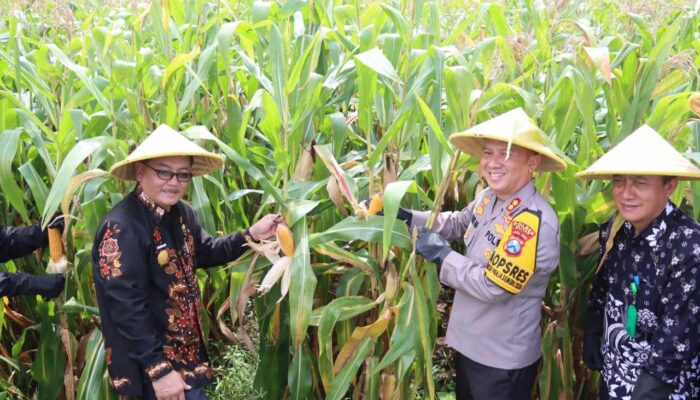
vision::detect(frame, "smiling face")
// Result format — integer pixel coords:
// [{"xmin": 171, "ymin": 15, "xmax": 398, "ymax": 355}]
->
[
  {"xmin": 479, "ymin": 139, "xmax": 541, "ymax": 199},
  {"xmin": 135, "ymin": 156, "xmax": 192, "ymax": 210},
  {"xmin": 611, "ymin": 175, "xmax": 677, "ymax": 234}
]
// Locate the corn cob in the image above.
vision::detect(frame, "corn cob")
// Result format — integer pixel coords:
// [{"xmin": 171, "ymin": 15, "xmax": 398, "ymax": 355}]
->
[
  {"xmin": 690, "ymin": 93, "xmax": 700, "ymax": 118},
  {"xmin": 48, "ymin": 227, "xmax": 64, "ymax": 261},
  {"xmin": 368, "ymin": 194, "xmax": 384, "ymax": 215},
  {"xmin": 276, "ymin": 224, "xmax": 295, "ymax": 257}
]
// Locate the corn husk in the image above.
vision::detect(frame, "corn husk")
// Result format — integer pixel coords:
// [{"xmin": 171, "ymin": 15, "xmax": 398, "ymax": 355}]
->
[
  {"xmin": 293, "ymin": 142, "xmax": 316, "ymax": 181},
  {"xmin": 327, "ymin": 176, "xmax": 348, "ymax": 216},
  {"xmin": 383, "ymin": 154, "xmax": 398, "ymax": 188},
  {"xmin": 257, "ymin": 256, "xmax": 292, "ymax": 295}
]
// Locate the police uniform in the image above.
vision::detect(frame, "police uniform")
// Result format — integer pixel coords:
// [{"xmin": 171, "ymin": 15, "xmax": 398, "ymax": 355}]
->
[
  {"xmin": 411, "ymin": 181, "xmax": 560, "ymax": 398},
  {"xmin": 411, "ymin": 108, "xmax": 568, "ymax": 399}
]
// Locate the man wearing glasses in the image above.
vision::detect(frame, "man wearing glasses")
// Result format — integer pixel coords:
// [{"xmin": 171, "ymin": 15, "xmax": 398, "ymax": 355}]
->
[{"xmin": 92, "ymin": 125, "xmax": 281, "ymax": 400}]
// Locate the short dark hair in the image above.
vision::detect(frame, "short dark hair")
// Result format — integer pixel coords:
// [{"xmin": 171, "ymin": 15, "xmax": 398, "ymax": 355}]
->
[{"xmin": 662, "ymin": 176, "xmax": 676, "ymax": 184}]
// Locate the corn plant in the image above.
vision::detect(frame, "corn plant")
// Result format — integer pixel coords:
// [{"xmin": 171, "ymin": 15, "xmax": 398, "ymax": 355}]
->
[{"xmin": 1, "ymin": 0, "xmax": 699, "ymax": 399}]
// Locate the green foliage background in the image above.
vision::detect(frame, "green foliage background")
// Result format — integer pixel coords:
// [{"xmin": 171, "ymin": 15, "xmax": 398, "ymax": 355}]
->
[{"xmin": 1, "ymin": 0, "xmax": 699, "ymax": 398}]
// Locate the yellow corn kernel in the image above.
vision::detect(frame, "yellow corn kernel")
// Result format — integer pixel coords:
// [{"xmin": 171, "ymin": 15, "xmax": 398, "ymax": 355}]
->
[
  {"xmin": 690, "ymin": 93, "xmax": 700, "ymax": 118},
  {"xmin": 48, "ymin": 227, "xmax": 64, "ymax": 261},
  {"xmin": 368, "ymin": 194, "xmax": 384, "ymax": 215},
  {"xmin": 276, "ymin": 224, "xmax": 295, "ymax": 257}
]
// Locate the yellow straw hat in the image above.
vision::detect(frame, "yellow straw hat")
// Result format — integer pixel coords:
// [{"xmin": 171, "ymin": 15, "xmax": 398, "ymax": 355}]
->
[
  {"xmin": 575, "ymin": 125, "xmax": 700, "ymax": 180},
  {"xmin": 448, "ymin": 108, "xmax": 567, "ymax": 172},
  {"xmin": 110, "ymin": 124, "xmax": 225, "ymax": 180}
]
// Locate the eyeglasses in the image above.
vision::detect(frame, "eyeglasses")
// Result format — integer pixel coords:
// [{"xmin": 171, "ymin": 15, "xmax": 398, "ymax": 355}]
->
[{"xmin": 142, "ymin": 163, "xmax": 193, "ymax": 182}]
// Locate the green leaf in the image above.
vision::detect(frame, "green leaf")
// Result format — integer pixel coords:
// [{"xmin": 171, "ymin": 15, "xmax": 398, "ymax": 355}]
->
[
  {"xmin": 42, "ymin": 136, "xmax": 113, "ymax": 228},
  {"xmin": 317, "ymin": 296, "xmax": 377, "ymax": 390},
  {"xmin": 0, "ymin": 128, "xmax": 29, "ymax": 222},
  {"xmin": 310, "ymin": 216, "xmax": 411, "ymax": 249},
  {"xmin": 32, "ymin": 319, "xmax": 65, "ymax": 400},
  {"xmin": 288, "ymin": 344, "xmax": 313, "ymax": 400},
  {"xmin": 161, "ymin": 45, "xmax": 201, "ymax": 89},
  {"xmin": 77, "ymin": 328, "xmax": 118, "ymax": 400},
  {"xmin": 289, "ymin": 217, "xmax": 316, "ymax": 348},
  {"xmin": 376, "ymin": 284, "xmax": 416, "ymax": 370},
  {"xmin": 327, "ymin": 337, "xmax": 376, "ymax": 400},
  {"xmin": 354, "ymin": 48, "xmax": 401, "ymax": 82},
  {"xmin": 183, "ymin": 126, "xmax": 286, "ymax": 208},
  {"xmin": 382, "ymin": 181, "xmax": 416, "ymax": 259}
]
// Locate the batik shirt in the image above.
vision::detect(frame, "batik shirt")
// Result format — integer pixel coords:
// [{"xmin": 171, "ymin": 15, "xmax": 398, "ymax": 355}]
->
[
  {"xmin": 92, "ymin": 185, "xmax": 247, "ymax": 396},
  {"xmin": 589, "ymin": 202, "xmax": 700, "ymax": 399}
]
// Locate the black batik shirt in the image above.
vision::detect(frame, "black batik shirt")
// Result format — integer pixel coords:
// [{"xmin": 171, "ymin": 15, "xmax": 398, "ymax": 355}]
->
[
  {"xmin": 589, "ymin": 202, "xmax": 700, "ymax": 399},
  {"xmin": 92, "ymin": 185, "xmax": 247, "ymax": 396}
]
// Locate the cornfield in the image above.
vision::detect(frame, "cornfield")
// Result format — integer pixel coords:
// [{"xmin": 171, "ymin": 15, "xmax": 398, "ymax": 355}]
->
[{"xmin": 1, "ymin": 0, "xmax": 699, "ymax": 399}]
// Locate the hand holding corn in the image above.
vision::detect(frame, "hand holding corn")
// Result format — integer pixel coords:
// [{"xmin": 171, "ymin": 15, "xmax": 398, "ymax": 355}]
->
[{"xmin": 246, "ymin": 214, "xmax": 284, "ymax": 241}]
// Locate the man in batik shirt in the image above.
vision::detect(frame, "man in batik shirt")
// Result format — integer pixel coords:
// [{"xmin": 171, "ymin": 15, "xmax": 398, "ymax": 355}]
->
[
  {"xmin": 578, "ymin": 125, "xmax": 700, "ymax": 399},
  {"xmin": 93, "ymin": 125, "xmax": 281, "ymax": 400}
]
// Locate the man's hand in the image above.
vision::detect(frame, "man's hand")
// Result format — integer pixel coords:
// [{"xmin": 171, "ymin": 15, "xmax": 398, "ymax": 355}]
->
[
  {"xmin": 152, "ymin": 370, "xmax": 191, "ymax": 400},
  {"xmin": 360, "ymin": 199, "xmax": 413, "ymax": 225},
  {"xmin": 247, "ymin": 214, "xmax": 283, "ymax": 241},
  {"xmin": 46, "ymin": 212, "xmax": 65, "ymax": 233},
  {"xmin": 415, "ymin": 227, "xmax": 452, "ymax": 266}
]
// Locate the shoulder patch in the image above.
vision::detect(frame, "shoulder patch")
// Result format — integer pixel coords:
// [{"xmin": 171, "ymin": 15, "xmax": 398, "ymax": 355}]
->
[{"xmin": 485, "ymin": 209, "xmax": 541, "ymax": 294}]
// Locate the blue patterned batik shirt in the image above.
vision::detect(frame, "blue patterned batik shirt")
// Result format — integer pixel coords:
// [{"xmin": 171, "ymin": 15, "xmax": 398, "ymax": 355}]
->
[{"xmin": 589, "ymin": 202, "xmax": 700, "ymax": 399}]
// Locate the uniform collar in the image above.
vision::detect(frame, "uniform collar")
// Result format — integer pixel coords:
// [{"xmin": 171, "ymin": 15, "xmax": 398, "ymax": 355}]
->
[
  {"xmin": 134, "ymin": 184, "xmax": 167, "ymax": 222},
  {"xmin": 494, "ymin": 180, "xmax": 536, "ymax": 215}
]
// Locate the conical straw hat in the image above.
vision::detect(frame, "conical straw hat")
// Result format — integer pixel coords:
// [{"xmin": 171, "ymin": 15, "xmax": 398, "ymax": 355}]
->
[
  {"xmin": 448, "ymin": 108, "xmax": 567, "ymax": 172},
  {"xmin": 575, "ymin": 125, "xmax": 700, "ymax": 180},
  {"xmin": 110, "ymin": 124, "xmax": 225, "ymax": 180}
]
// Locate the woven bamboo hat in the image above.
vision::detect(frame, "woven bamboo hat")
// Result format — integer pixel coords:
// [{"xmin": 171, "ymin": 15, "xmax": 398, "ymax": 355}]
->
[
  {"xmin": 448, "ymin": 108, "xmax": 567, "ymax": 172},
  {"xmin": 110, "ymin": 124, "xmax": 225, "ymax": 180},
  {"xmin": 575, "ymin": 125, "xmax": 700, "ymax": 180}
]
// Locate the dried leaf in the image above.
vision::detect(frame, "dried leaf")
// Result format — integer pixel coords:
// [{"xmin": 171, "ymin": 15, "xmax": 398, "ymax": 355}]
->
[
  {"xmin": 584, "ymin": 47, "xmax": 611, "ymax": 85},
  {"xmin": 293, "ymin": 142, "xmax": 316, "ymax": 181},
  {"xmin": 577, "ymin": 231, "xmax": 600, "ymax": 256},
  {"xmin": 327, "ymin": 176, "xmax": 348, "ymax": 216}
]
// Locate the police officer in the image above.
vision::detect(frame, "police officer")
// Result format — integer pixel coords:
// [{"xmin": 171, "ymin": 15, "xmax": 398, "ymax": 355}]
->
[
  {"xmin": 0, "ymin": 215, "xmax": 65, "ymax": 298},
  {"xmin": 393, "ymin": 108, "xmax": 567, "ymax": 400},
  {"xmin": 577, "ymin": 125, "xmax": 700, "ymax": 399}
]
